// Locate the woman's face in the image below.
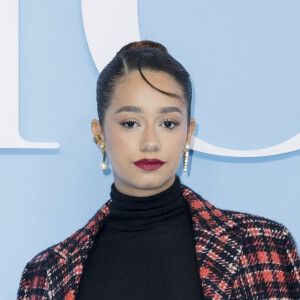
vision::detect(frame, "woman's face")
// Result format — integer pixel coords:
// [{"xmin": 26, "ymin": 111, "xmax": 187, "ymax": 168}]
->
[{"xmin": 92, "ymin": 70, "xmax": 195, "ymax": 197}]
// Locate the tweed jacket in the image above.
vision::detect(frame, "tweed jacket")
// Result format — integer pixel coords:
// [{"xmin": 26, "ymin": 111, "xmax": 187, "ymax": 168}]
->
[{"xmin": 18, "ymin": 184, "xmax": 300, "ymax": 300}]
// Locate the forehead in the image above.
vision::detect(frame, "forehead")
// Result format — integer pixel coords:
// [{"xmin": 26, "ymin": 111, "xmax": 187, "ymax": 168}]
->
[{"xmin": 111, "ymin": 70, "xmax": 186, "ymax": 110}]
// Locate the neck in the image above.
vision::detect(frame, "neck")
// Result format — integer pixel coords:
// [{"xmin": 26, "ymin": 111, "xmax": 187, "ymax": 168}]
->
[{"xmin": 106, "ymin": 175, "xmax": 188, "ymax": 231}]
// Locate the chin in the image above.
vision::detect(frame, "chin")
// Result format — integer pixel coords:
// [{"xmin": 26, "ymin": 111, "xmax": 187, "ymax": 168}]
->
[{"xmin": 128, "ymin": 171, "xmax": 174, "ymax": 190}]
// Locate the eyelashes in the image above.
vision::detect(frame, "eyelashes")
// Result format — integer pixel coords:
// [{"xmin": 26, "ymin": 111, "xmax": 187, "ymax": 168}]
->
[
  {"xmin": 119, "ymin": 118, "xmax": 180, "ymax": 131},
  {"xmin": 120, "ymin": 119, "xmax": 139, "ymax": 131},
  {"xmin": 160, "ymin": 119, "xmax": 180, "ymax": 130}
]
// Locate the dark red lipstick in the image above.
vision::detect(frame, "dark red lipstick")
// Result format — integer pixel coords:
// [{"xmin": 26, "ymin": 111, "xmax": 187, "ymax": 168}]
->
[{"xmin": 133, "ymin": 159, "xmax": 165, "ymax": 171}]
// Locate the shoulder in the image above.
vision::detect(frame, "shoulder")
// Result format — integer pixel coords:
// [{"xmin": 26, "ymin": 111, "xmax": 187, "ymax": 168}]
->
[
  {"xmin": 219, "ymin": 211, "xmax": 300, "ymax": 297},
  {"xmin": 220, "ymin": 208, "xmax": 299, "ymax": 257},
  {"xmin": 17, "ymin": 245, "xmax": 54, "ymax": 298},
  {"xmin": 18, "ymin": 199, "xmax": 111, "ymax": 297},
  {"xmin": 182, "ymin": 183, "xmax": 294, "ymax": 242},
  {"xmin": 183, "ymin": 183, "xmax": 298, "ymax": 255},
  {"xmin": 185, "ymin": 182, "xmax": 295, "ymax": 243},
  {"xmin": 22, "ymin": 221, "xmax": 84, "ymax": 270},
  {"xmin": 18, "ymin": 228, "xmax": 85, "ymax": 298},
  {"xmin": 222, "ymin": 209, "xmax": 300, "ymax": 274},
  {"xmin": 182, "ymin": 184, "xmax": 300, "ymax": 296},
  {"xmin": 222, "ymin": 208, "xmax": 292, "ymax": 241},
  {"xmin": 23, "ymin": 197, "xmax": 112, "ymax": 265}
]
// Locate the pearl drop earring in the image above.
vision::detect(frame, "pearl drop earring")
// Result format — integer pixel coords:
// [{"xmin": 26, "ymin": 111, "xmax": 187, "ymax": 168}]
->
[
  {"xmin": 183, "ymin": 144, "xmax": 190, "ymax": 172},
  {"xmin": 93, "ymin": 135, "xmax": 108, "ymax": 171},
  {"xmin": 99, "ymin": 144, "xmax": 108, "ymax": 170}
]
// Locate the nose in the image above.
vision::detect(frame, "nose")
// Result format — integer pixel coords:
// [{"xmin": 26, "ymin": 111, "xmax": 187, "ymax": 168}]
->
[{"xmin": 140, "ymin": 124, "xmax": 160, "ymax": 153}]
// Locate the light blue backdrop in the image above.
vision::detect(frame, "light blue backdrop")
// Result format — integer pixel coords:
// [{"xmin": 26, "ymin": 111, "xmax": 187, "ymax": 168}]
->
[{"xmin": 1, "ymin": 1, "xmax": 299, "ymax": 298}]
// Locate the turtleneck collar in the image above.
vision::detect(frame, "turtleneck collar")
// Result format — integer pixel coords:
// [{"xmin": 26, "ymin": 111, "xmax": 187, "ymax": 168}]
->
[{"xmin": 106, "ymin": 175, "xmax": 189, "ymax": 232}]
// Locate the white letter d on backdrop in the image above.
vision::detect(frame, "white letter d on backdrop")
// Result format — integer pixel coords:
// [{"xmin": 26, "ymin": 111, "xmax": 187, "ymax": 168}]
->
[{"xmin": 0, "ymin": 0, "xmax": 59, "ymax": 149}]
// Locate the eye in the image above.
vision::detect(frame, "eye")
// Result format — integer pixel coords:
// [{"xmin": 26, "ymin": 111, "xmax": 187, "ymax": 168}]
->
[
  {"xmin": 120, "ymin": 119, "xmax": 140, "ymax": 130},
  {"xmin": 161, "ymin": 119, "xmax": 180, "ymax": 130}
]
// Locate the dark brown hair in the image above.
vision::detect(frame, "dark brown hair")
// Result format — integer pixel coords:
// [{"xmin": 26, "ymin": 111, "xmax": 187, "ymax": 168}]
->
[{"xmin": 96, "ymin": 40, "xmax": 192, "ymax": 127}]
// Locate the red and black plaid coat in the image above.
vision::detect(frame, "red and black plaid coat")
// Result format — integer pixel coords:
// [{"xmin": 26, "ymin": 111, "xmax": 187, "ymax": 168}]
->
[{"xmin": 18, "ymin": 184, "xmax": 300, "ymax": 299}]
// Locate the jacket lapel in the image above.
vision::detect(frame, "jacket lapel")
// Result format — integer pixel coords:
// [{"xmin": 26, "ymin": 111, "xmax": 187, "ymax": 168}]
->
[
  {"xmin": 182, "ymin": 185, "xmax": 246, "ymax": 299},
  {"xmin": 47, "ymin": 185, "xmax": 245, "ymax": 299},
  {"xmin": 47, "ymin": 199, "xmax": 112, "ymax": 299}
]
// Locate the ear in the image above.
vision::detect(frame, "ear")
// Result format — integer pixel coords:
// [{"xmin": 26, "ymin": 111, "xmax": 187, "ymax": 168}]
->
[
  {"xmin": 91, "ymin": 119, "xmax": 105, "ymax": 139},
  {"xmin": 91, "ymin": 119, "xmax": 105, "ymax": 150},
  {"xmin": 185, "ymin": 118, "xmax": 196, "ymax": 148}
]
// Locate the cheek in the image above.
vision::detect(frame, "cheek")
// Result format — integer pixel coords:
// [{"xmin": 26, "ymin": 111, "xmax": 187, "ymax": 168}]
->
[
  {"xmin": 104, "ymin": 126, "xmax": 137, "ymax": 161},
  {"xmin": 168, "ymin": 137, "xmax": 186, "ymax": 160},
  {"xmin": 164, "ymin": 128, "xmax": 187, "ymax": 153}
]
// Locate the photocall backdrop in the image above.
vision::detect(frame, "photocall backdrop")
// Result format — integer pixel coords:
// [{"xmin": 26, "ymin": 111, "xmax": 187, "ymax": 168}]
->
[{"xmin": 0, "ymin": 0, "xmax": 299, "ymax": 298}]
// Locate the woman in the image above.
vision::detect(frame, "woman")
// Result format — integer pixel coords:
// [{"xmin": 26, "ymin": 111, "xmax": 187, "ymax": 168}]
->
[{"xmin": 18, "ymin": 40, "xmax": 300, "ymax": 299}]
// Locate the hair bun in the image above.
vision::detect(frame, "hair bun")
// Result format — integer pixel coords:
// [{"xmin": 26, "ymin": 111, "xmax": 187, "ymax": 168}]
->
[{"xmin": 116, "ymin": 40, "xmax": 168, "ymax": 55}]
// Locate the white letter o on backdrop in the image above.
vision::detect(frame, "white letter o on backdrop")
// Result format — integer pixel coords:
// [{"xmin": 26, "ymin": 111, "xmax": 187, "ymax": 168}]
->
[{"xmin": 81, "ymin": 0, "xmax": 300, "ymax": 158}]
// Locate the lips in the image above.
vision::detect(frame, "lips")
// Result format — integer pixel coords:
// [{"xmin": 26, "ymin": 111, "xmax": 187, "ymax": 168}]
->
[{"xmin": 133, "ymin": 159, "xmax": 166, "ymax": 171}]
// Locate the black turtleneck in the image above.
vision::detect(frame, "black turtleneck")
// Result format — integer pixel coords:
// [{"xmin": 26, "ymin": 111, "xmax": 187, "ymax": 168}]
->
[{"xmin": 76, "ymin": 176, "xmax": 204, "ymax": 300}]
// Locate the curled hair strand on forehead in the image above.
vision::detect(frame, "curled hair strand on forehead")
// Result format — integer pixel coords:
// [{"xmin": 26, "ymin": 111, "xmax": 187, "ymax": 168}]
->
[{"xmin": 137, "ymin": 54, "xmax": 183, "ymax": 101}]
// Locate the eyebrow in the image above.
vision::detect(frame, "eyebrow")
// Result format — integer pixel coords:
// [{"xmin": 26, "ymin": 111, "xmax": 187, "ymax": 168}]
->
[
  {"xmin": 115, "ymin": 106, "xmax": 183, "ymax": 115},
  {"xmin": 115, "ymin": 106, "xmax": 142, "ymax": 114},
  {"xmin": 159, "ymin": 107, "xmax": 183, "ymax": 115}
]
